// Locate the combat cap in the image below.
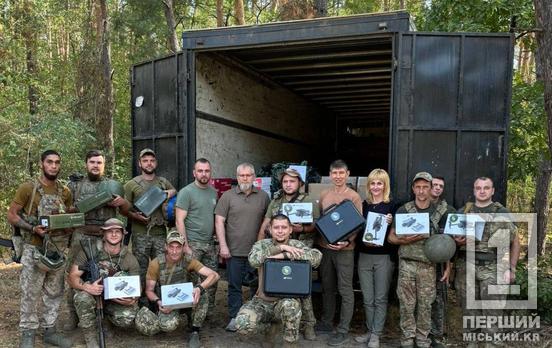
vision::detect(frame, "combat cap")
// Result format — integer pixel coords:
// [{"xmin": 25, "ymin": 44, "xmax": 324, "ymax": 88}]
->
[
  {"xmin": 279, "ymin": 168, "xmax": 304, "ymax": 185},
  {"xmin": 166, "ymin": 229, "xmax": 185, "ymax": 245},
  {"xmin": 412, "ymin": 171, "xmax": 433, "ymax": 184},
  {"xmin": 101, "ymin": 218, "xmax": 128, "ymax": 234},
  {"xmin": 139, "ymin": 148, "xmax": 156, "ymax": 158}
]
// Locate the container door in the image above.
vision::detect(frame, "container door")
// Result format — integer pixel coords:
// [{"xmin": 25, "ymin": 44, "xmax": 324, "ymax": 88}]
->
[
  {"xmin": 390, "ymin": 33, "xmax": 513, "ymax": 207},
  {"xmin": 130, "ymin": 52, "xmax": 194, "ymax": 188}
]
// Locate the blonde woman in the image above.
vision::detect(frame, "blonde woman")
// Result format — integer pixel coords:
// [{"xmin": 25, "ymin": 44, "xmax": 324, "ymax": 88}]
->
[{"xmin": 354, "ymin": 169, "xmax": 397, "ymax": 348}]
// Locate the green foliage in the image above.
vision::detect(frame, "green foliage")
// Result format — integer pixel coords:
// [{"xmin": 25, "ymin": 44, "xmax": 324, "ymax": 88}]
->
[{"xmin": 514, "ymin": 253, "xmax": 552, "ymax": 323}]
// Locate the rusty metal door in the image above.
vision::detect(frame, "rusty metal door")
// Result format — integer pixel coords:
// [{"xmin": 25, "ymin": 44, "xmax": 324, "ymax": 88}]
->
[
  {"xmin": 130, "ymin": 52, "xmax": 195, "ymax": 188},
  {"xmin": 390, "ymin": 33, "xmax": 514, "ymax": 207}
]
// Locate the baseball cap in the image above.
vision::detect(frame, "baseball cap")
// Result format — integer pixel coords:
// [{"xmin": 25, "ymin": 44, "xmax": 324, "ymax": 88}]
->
[
  {"xmin": 412, "ymin": 172, "xmax": 433, "ymax": 183},
  {"xmin": 166, "ymin": 230, "xmax": 185, "ymax": 245},
  {"xmin": 101, "ymin": 218, "xmax": 127, "ymax": 234},
  {"xmin": 279, "ymin": 168, "xmax": 304, "ymax": 184},
  {"xmin": 139, "ymin": 148, "xmax": 156, "ymax": 158}
]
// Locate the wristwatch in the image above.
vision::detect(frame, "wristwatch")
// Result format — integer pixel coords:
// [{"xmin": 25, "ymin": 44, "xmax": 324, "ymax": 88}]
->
[{"xmin": 196, "ymin": 285, "xmax": 206, "ymax": 295}]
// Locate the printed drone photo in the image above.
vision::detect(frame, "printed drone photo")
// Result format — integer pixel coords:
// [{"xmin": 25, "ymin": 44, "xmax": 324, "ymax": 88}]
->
[
  {"xmin": 395, "ymin": 213, "xmax": 430, "ymax": 235},
  {"xmin": 281, "ymin": 202, "xmax": 314, "ymax": 224},
  {"xmin": 362, "ymin": 211, "xmax": 389, "ymax": 246},
  {"xmin": 103, "ymin": 275, "xmax": 141, "ymax": 300},
  {"xmin": 161, "ymin": 282, "xmax": 194, "ymax": 309},
  {"xmin": 444, "ymin": 213, "xmax": 467, "ymax": 236}
]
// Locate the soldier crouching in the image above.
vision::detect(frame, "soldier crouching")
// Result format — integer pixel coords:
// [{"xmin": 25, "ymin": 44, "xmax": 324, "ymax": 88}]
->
[
  {"xmin": 67, "ymin": 218, "xmax": 140, "ymax": 347},
  {"xmin": 134, "ymin": 229, "xmax": 219, "ymax": 348},
  {"xmin": 235, "ymin": 214, "xmax": 322, "ymax": 345}
]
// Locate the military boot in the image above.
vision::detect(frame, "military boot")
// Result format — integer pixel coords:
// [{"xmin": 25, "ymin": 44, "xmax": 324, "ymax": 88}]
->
[
  {"xmin": 19, "ymin": 330, "xmax": 35, "ymax": 348},
  {"xmin": 84, "ymin": 329, "xmax": 100, "ymax": 348},
  {"xmin": 43, "ymin": 327, "xmax": 72, "ymax": 348},
  {"xmin": 63, "ymin": 310, "xmax": 79, "ymax": 331},
  {"xmin": 303, "ymin": 325, "xmax": 316, "ymax": 341}
]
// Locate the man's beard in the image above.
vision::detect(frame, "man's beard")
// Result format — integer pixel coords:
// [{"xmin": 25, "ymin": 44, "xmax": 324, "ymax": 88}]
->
[
  {"xmin": 197, "ymin": 177, "xmax": 210, "ymax": 185},
  {"xmin": 239, "ymin": 183, "xmax": 252, "ymax": 191},
  {"xmin": 88, "ymin": 172, "xmax": 102, "ymax": 181},
  {"xmin": 43, "ymin": 170, "xmax": 58, "ymax": 181},
  {"xmin": 142, "ymin": 168, "xmax": 155, "ymax": 175}
]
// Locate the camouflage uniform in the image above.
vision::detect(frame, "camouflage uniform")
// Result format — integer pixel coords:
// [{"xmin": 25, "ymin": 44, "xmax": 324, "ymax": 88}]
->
[
  {"xmin": 396, "ymin": 200, "xmax": 447, "ymax": 348},
  {"xmin": 135, "ymin": 253, "xmax": 209, "ymax": 336},
  {"xmin": 189, "ymin": 241, "xmax": 218, "ymax": 311},
  {"xmin": 265, "ymin": 191, "xmax": 320, "ymax": 331},
  {"xmin": 18, "ymin": 180, "xmax": 71, "ymax": 331},
  {"xmin": 124, "ymin": 176, "xmax": 174, "ymax": 288},
  {"xmin": 66, "ymin": 177, "xmax": 119, "ymax": 316},
  {"xmin": 236, "ymin": 238, "xmax": 322, "ymax": 343},
  {"xmin": 454, "ymin": 202, "xmax": 516, "ymax": 337},
  {"xmin": 73, "ymin": 240, "xmax": 140, "ymax": 329}
]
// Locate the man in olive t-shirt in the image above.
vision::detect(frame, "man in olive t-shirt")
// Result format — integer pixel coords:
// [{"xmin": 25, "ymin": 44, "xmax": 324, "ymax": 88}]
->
[{"xmin": 175, "ymin": 158, "xmax": 218, "ymax": 311}]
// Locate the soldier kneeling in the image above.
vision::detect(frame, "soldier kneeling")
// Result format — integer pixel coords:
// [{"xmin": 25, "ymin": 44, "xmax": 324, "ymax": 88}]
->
[
  {"xmin": 134, "ymin": 229, "xmax": 219, "ymax": 348},
  {"xmin": 236, "ymin": 214, "xmax": 322, "ymax": 346},
  {"xmin": 67, "ymin": 218, "xmax": 140, "ymax": 347}
]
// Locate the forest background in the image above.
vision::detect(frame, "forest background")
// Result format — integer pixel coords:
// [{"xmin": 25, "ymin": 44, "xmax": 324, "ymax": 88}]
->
[{"xmin": 0, "ymin": 0, "xmax": 551, "ymax": 317}]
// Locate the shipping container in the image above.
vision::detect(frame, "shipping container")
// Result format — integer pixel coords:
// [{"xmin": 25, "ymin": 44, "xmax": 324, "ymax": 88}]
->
[{"xmin": 130, "ymin": 11, "xmax": 513, "ymax": 207}]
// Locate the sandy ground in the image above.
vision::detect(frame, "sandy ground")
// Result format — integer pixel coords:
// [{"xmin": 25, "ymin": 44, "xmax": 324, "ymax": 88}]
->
[{"xmin": 0, "ymin": 260, "xmax": 547, "ymax": 348}]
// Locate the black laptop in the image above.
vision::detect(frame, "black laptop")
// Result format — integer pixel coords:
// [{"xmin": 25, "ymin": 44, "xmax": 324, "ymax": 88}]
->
[
  {"xmin": 315, "ymin": 199, "xmax": 366, "ymax": 245},
  {"xmin": 263, "ymin": 259, "xmax": 311, "ymax": 298}
]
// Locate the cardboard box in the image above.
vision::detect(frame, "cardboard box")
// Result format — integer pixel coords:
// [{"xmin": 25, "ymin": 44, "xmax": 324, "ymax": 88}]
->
[
  {"xmin": 357, "ymin": 177, "xmax": 368, "ymax": 202},
  {"xmin": 395, "ymin": 213, "xmax": 430, "ymax": 235},
  {"xmin": 76, "ymin": 191, "xmax": 113, "ymax": 214},
  {"xmin": 320, "ymin": 176, "xmax": 358, "ymax": 190},
  {"xmin": 103, "ymin": 275, "xmax": 141, "ymax": 300},
  {"xmin": 254, "ymin": 177, "xmax": 272, "ymax": 198},
  {"xmin": 161, "ymin": 282, "xmax": 194, "ymax": 309},
  {"xmin": 307, "ymin": 183, "xmax": 333, "ymax": 205},
  {"xmin": 362, "ymin": 212, "xmax": 388, "ymax": 246},
  {"xmin": 282, "ymin": 202, "xmax": 313, "ymax": 223},
  {"xmin": 209, "ymin": 178, "xmax": 234, "ymax": 198},
  {"xmin": 40, "ymin": 213, "xmax": 85, "ymax": 230},
  {"xmin": 288, "ymin": 165, "xmax": 307, "ymax": 182}
]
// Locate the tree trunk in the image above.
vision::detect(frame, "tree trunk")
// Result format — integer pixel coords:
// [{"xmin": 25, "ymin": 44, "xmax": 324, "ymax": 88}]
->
[
  {"xmin": 314, "ymin": 0, "xmax": 327, "ymax": 17},
  {"xmin": 234, "ymin": 0, "xmax": 245, "ymax": 25},
  {"xmin": 162, "ymin": 0, "xmax": 179, "ymax": 53},
  {"xmin": 533, "ymin": 0, "xmax": 552, "ymax": 256},
  {"xmin": 21, "ymin": 0, "xmax": 39, "ymax": 115},
  {"xmin": 96, "ymin": 0, "xmax": 115, "ymax": 174},
  {"xmin": 216, "ymin": 0, "xmax": 224, "ymax": 27}
]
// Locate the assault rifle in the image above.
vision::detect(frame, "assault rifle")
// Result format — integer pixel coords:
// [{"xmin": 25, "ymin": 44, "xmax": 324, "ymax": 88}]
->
[{"xmin": 79, "ymin": 238, "xmax": 106, "ymax": 348}]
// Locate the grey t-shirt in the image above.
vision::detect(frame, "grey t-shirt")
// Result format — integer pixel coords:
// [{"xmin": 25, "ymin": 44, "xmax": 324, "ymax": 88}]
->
[
  {"xmin": 214, "ymin": 187, "xmax": 269, "ymax": 257},
  {"xmin": 175, "ymin": 182, "xmax": 218, "ymax": 243}
]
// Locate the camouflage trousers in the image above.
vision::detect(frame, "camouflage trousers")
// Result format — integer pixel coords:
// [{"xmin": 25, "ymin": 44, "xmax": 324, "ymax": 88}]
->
[
  {"xmin": 74, "ymin": 289, "xmax": 138, "ymax": 329},
  {"xmin": 431, "ymin": 264, "xmax": 446, "ymax": 339},
  {"xmin": 189, "ymin": 241, "xmax": 218, "ymax": 311},
  {"xmin": 135, "ymin": 293, "xmax": 208, "ymax": 336},
  {"xmin": 131, "ymin": 233, "xmax": 166, "ymax": 289},
  {"xmin": 455, "ymin": 258, "xmax": 506, "ymax": 335},
  {"xmin": 397, "ymin": 258, "xmax": 436, "ymax": 348},
  {"xmin": 19, "ymin": 242, "xmax": 67, "ymax": 330},
  {"xmin": 300, "ymin": 296, "xmax": 315, "ymax": 329},
  {"xmin": 65, "ymin": 230, "xmax": 102, "ymax": 313},
  {"xmin": 236, "ymin": 296, "xmax": 302, "ymax": 343}
]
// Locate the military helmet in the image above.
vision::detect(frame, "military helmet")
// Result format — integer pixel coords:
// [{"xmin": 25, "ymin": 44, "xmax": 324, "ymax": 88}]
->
[
  {"xmin": 99, "ymin": 179, "xmax": 124, "ymax": 197},
  {"xmin": 33, "ymin": 238, "xmax": 66, "ymax": 272},
  {"xmin": 423, "ymin": 234, "xmax": 456, "ymax": 263}
]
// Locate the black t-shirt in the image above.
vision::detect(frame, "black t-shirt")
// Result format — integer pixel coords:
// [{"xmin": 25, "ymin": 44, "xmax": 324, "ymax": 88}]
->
[{"xmin": 355, "ymin": 200, "xmax": 399, "ymax": 257}]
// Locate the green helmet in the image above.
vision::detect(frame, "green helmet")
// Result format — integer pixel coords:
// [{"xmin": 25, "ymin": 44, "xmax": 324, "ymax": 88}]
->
[
  {"xmin": 424, "ymin": 234, "xmax": 456, "ymax": 263},
  {"xmin": 33, "ymin": 237, "xmax": 66, "ymax": 272},
  {"xmin": 99, "ymin": 179, "xmax": 124, "ymax": 197}
]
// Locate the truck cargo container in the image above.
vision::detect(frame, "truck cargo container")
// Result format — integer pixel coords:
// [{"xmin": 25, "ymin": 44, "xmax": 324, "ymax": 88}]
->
[{"xmin": 130, "ymin": 11, "xmax": 513, "ymax": 207}]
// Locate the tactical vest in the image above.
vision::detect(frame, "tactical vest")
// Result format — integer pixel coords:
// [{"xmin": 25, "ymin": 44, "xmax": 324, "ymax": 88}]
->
[
  {"xmin": 92, "ymin": 239, "xmax": 128, "ymax": 279},
  {"xmin": 269, "ymin": 191, "xmax": 307, "ymax": 217},
  {"xmin": 73, "ymin": 177, "xmax": 117, "ymax": 225},
  {"xmin": 399, "ymin": 200, "xmax": 448, "ymax": 263},
  {"xmin": 22, "ymin": 179, "xmax": 67, "ymax": 245},
  {"xmin": 157, "ymin": 253, "xmax": 192, "ymax": 286},
  {"xmin": 462, "ymin": 202, "xmax": 505, "ymax": 254},
  {"xmin": 132, "ymin": 176, "xmax": 169, "ymax": 228}
]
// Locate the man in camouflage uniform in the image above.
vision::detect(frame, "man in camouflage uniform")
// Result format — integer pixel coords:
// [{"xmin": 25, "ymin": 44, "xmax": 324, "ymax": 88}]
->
[
  {"xmin": 7, "ymin": 149, "xmax": 73, "ymax": 348},
  {"xmin": 236, "ymin": 214, "xmax": 322, "ymax": 346},
  {"xmin": 175, "ymin": 158, "xmax": 218, "ymax": 312},
  {"xmin": 65, "ymin": 149, "xmax": 130, "ymax": 329},
  {"xmin": 388, "ymin": 172, "xmax": 451, "ymax": 348},
  {"xmin": 256, "ymin": 168, "xmax": 320, "ymax": 340},
  {"xmin": 453, "ymin": 177, "xmax": 520, "ymax": 348},
  {"xmin": 428, "ymin": 176, "xmax": 456, "ymax": 348},
  {"xmin": 135, "ymin": 229, "xmax": 219, "ymax": 348},
  {"xmin": 124, "ymin": 148, "xmax": 176, "ymax": 295},
  {"xmin": 68, "ymin": 218, "xmax": 140, "ymax": 348}
]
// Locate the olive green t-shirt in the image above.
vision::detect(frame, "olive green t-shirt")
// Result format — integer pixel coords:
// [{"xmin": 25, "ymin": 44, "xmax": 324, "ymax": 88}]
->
[
  {"xmin": 146, "ymin": 257, "xmax": 204, "ymax": 282},
  {"xmin": 124, "ymin": 175, "xmax": 175, "ymax": 236},
  {"xmin": 74, "ymin": 246, "xmax": 140, "ymax": 276},
  {"xmin": 175, "ymin": 182, "xmax": 218, "ymax": 243}
]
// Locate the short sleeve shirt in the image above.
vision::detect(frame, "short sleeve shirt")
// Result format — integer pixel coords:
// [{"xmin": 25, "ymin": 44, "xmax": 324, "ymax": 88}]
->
[
  {"xmin": 146, "ymin": 257, "xmax": 204, "ymax": 281},
  {"xmin": 214, "ymin": 187, "xmax": 270, "ymax": 257},
  {"xmin": 74, "ymin": 246, "xmax": 141, "ymax": 276},
  {"xmin": 175, "ymin": 182, "xmax": 218, "ymax": 242}
]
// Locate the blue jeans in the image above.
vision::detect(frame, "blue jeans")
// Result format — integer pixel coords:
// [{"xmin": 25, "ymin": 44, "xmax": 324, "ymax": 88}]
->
[{"xmin": 226, "ymin": 256, "xmax": 257, "ymax": 318}]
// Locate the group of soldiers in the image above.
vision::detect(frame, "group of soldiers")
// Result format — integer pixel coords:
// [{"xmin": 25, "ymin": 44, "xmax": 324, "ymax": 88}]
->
[{"xmin": 6, "ymin": 148, "xmax": 519, "ymax": 348}]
